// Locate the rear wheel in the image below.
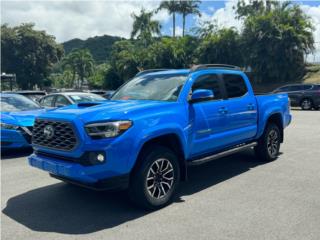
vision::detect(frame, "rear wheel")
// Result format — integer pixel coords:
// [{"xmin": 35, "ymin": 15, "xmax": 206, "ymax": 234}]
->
[
  {"xmin": 128, "ymin": 145, "xmax": 180, "ymax": 210},
  {"xmin": 255, "ymin": 123, "xmax": 281, "ymax": 162},
  {"xmin": 300, "ymin": 98, "xmax": 313, "ymax": 110}
]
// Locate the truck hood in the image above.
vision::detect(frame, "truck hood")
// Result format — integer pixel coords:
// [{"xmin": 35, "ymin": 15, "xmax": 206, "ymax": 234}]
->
[
  {"xmin": 1, "ymin": 109, "xmax": 46, "ymax": 127},
  {"xmin": 37, "ymin": 100, "xmax": 177, "ymax": 123}
]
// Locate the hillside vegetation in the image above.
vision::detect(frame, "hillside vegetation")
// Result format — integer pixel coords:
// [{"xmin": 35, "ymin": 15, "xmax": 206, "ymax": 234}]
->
[
  {"xmin": 63, "ymin": 35, "xmax": 123, "ymax": 63},
  {"xmin": 303, "ymin": 64, "xmax": 320, "ymax": 83},
  {"xmin": 251, "ymin": 64, "xmax": 320, "ymax": 93}
]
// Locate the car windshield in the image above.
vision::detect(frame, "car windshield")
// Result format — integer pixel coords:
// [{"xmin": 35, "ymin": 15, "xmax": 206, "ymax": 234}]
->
[
  {"xmin": 111, "ymin": 74, "xmax": 188, "ymax": 101},
  {"xmin": 69, "ymin": 93, "xmax": 105, "ymax": 103},
  {"xmin": 1, "ymin": 94, "xmax": 41, "ymax": 112}
]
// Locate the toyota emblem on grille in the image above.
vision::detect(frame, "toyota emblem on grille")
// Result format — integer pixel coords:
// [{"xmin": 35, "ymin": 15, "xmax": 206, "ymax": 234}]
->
[{"xmin": 43, "ymin": 125, "xmax": 55, "ymax": 139}]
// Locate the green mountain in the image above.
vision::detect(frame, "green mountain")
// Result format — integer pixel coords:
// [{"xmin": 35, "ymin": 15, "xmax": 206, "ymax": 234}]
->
[{"xmin": 63, "ymin": 35, "xmax": 123, "ymax": 64}]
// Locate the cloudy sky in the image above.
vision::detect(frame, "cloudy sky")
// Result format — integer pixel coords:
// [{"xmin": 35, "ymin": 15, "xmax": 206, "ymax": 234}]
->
[{"xmin": 1, "ymin": 0, "xmax": 320, "ymax": 59}]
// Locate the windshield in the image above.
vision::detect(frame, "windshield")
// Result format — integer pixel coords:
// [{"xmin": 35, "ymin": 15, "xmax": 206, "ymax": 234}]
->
[
  {"xmin": 69, "ymin": 93, "xmax": 105, "ymax": 103},
  {"xmin": 111, "ymin": 74, "xmax": 188, "ymax": 101},
  {"xmin": 1, "ymin": 94, "xmax": 41, "ymax": 112}
]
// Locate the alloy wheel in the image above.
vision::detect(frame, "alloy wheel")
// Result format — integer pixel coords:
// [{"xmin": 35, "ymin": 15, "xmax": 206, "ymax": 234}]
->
[
  {"xmin": 267, "ymin": 129, "xmax": 279, "ymax": 157},
  {"xmin": 146, "ymin": 158, "xmax": 174, "ymax": 199},
  {"xmin": 301, "ymin": 99, "xmax": 312, "ymax": 110}
]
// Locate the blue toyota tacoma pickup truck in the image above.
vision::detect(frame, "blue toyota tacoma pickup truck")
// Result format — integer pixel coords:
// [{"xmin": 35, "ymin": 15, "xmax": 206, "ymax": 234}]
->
[{"xmin": 28, "ymin": 64, "xmax": 291, "ymax": 209}]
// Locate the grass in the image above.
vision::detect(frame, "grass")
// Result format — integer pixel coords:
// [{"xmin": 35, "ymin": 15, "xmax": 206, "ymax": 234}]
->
[
  {"xmin": 251, "ymin": 63, "xmax": 320, "ymax": 93},
  {"xmin": 303, "ymin": 64, "xmax": 320, "ymax": 83}
]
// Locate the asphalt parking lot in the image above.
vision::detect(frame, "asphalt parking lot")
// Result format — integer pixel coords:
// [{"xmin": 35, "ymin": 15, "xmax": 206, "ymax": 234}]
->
[{"xmin": 1, "ymin": 110, "xmax": 320, "ymax": 240}]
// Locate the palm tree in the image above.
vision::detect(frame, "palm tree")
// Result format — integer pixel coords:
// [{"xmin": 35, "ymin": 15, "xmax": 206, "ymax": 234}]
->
[
  {"xmin": 178, "ymin": 0, "xmax": 201, "ymax": 37},
  {"xmin": 62, "ymin": 53, "xmax": 77, "ymax": 88},
  {"xmin": 62, "ymin": 49, "xmax": 95, "ymax": 89},
  {"xmin": 157, "ymin": 0, "xmax": 180, "ymax": 37},
  {"xmin": 131, "ymin": 9, "xmax": 161, "ymax": 47}
]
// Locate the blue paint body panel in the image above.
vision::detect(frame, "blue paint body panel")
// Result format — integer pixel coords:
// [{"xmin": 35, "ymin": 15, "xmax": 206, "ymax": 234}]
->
[
  {"xmin": 28, "ymin": 69, "xmax": 292, "ymax": 184},
  {"xmin": 1, "ymin": 102, "xmax": 46, "ymax": 150}
]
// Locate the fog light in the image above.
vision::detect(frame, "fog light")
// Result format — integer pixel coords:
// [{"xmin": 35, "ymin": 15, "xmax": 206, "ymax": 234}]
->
[{"xmin": 97, "ymin": 154, "xmax": 105, "ymax": 162}]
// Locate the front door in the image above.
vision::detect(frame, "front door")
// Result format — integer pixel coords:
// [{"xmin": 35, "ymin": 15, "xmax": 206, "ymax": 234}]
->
[{"xmin": 189, "ymin": 73, "xmax": 229, "ymax": 157}]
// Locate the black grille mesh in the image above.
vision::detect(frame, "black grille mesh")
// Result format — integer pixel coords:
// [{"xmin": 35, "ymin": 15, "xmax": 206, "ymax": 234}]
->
[{"xmin": 32, "ymin": 119, "xmax": 78, "ymax": 151}]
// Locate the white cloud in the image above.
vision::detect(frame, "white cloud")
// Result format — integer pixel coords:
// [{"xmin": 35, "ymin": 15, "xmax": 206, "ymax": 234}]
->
[
  {"xmin": 170, "ymin": 25, "xmax": 183, "ymax": 37},
  {"xmin": 195, "ymin": 0, "xmax": 242, "ymax": 31},
  {"xmin": 1, "ymin": 0, "xmax": 170, "ymax": 42},
  {"xmin": 301, "ymin": 4, "xmax": 320, "ymax": 62}
]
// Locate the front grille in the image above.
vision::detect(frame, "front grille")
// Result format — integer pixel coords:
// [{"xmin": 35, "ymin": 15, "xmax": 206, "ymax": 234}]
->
[{"xmin": 32, "ymin": 119, "xmax": 78, "ymax": 151}]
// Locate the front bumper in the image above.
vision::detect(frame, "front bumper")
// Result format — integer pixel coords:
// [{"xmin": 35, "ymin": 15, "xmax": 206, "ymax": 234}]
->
[
  {"xmin": 28, "ymin": 153, "xmax": 130, "ymax": 190},
  {"xmin": 50, "ymin": 173, "xmax": 129, "ymax": 191}
]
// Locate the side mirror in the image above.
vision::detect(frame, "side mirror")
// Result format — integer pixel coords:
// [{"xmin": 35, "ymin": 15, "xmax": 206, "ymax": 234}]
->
[{"xmin": 190, "ymin": 89, "xmax": 214, "ymax": 103}]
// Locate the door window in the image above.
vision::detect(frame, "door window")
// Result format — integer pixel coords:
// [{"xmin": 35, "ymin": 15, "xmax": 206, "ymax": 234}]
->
[
  {"xmin": 277, "ymin": 86, "xmax": 290, "ymax": 92},
  {"xmin": 55, "ymin": 95, "xmax": 70, "ymax": 107},
  {"xmin": 289, "ymin": 85, "xmax": 304, "ymax": 91},
  {"xmin": 302, "ymin": 85, "xmax": 312, "ymax": 90},
  {"xmin": 222, "ymin": 74, "xmax": 248, "ymax": 98},
  {"xmin": 192, "ymin": 74, "xmax": 223, "ymax": 100},
  {"xmin": 40, "ymin": 95, "xmax": 55, "ymax": 107}
]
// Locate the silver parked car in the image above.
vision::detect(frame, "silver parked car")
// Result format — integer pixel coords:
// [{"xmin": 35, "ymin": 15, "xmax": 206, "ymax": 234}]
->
[{"xmin": 38, "ymin": 92, "xmax": 106, "ymax": 109}]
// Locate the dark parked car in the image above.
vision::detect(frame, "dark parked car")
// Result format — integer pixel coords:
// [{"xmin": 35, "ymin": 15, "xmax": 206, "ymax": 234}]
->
[
  {"xmin": 15, "ymin": 91, "xmax": 46, "ymax": 102},
  {"xmin": 38, "ymin": 92, "xmax": 106, "ymax": 109},
  {"xmin": 273, "ymin": 84, "xmax": 320, "ymax": 110}
]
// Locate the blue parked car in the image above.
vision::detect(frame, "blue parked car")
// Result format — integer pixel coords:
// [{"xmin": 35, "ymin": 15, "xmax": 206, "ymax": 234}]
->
[
  {"xmin": 28, "ymin": 65, "xmax": 292, "ymax": 209},
  {"xmin": 1, "ymin": 93, "xmax": 45, "ymax": 150}
]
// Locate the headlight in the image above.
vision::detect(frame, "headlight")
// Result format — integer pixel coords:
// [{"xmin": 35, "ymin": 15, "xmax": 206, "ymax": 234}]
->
[
  {"xmin": 0, "ymin": 122, "xmax": 19, "ymax": 130},
  {"xmin": 85, "ymin": 120, "xmax": 132, "ymax": 139}
]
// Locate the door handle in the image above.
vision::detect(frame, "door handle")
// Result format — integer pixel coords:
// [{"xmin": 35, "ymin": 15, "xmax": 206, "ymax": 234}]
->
[
  {"xmin": 218, "ymin": 107, "xmax": 228, "ymax": 114},
  {"xmin": 247, "ymin": 103, "xmax": 255, "ymax": 110}
]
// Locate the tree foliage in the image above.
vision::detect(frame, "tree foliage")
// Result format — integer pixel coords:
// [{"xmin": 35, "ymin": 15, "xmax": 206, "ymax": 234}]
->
[
  {"xmin": 105, "ymin": 36, "xmax": 198, "ymax": 89},
  {"xmin": 236, "ymin": 0, "xmax": 314, "ymax": 82},
  {"xmin": 178, "ymin": 0, "xmax": 201, "ymax": 36},
  {"xmin": 63, "ymin": 35, "xmax": 123, "ymax": 64},
  {"xmin": 157, "ymin": 0, "xmax": 180, "ymax": 37},
  {"xmin": 62, "ymin": 49, "xmax": 95, "ymax": 88},
  {"xmin": 1, "ymin": 23, "xmax": 64, "ymax": 89},
  {"xmin": 131, "ymin": 9, "xmax": 161, "ymax": 47},
  {"xmin": 1, "ymin": 1, "xmax": 316, "ymax": 90},
  {"xmin": 196, "ymin": 28, "xmax": 243, "ymax": 66}
]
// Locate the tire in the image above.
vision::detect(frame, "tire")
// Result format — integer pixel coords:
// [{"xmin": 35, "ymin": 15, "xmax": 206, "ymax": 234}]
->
[
  {"xmin": 128, "ymin": 145, "xmax": 180, "ymax": 210},
  {"xmin": 300, "ymin": 98, "xmax": 313, "ymax": 110},
  {"xmin": 255, "ymin": 123, "xmax": 281, "ymax": 162}
]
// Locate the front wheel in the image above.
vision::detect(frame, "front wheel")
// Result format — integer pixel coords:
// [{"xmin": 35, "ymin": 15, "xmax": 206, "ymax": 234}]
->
[
  {"xmin": 300, "ymin": 98, "xmax": 313, "ymax": 110},
  {"xmin": 128, "ymin": 145, "xmax": 180, "ymax": 210},
  {"xmin": 255, "ymin": 123, "xmax": 281, "ymax": 162}
]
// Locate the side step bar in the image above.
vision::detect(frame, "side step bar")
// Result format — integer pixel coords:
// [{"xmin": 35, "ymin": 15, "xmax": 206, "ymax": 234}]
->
[{"xmin": 188, "ymin": 142, "xmax": 257, "ymax": 166}]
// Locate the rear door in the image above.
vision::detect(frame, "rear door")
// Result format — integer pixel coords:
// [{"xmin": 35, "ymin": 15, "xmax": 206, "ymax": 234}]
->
[{"xmin": 220, "ymin": 73, "xmax": 258, "ymax": 145}]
